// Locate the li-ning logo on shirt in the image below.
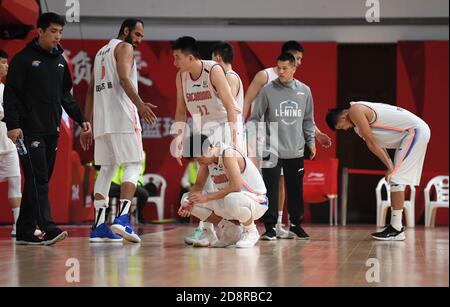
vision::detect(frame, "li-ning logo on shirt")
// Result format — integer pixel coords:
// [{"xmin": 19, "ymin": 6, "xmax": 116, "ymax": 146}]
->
[
  {"xmin": 275, "ymin": 100, "xmax": 302, "ymax": 125},
  {"xmin": 32, "ymin": 60, "xmax": 41, "ymax": 67},
  {"xmin": 58, "ymin": 63, "xmax": 65, "ymax": 68}
]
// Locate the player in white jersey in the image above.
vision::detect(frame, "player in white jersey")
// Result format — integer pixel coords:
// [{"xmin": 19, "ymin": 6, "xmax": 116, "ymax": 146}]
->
[
  {"xmin": 178, "ymin": 134, "xmax": 268, "ymax": 248},
  {"xmin": 211, "ymin": 41, "xmax": 245, "ymax": 150},
  {"xmin": 172, "ymin": 37, "xmax": 240, "ymax": 246},
  {"xmin": 243, "ymin": 41, "xmax": 332, "ymax": 239},
  {"xmin": 83, "ymin": 19, "xmax": 157, "ymax": 243},
  {"xmin": 326, "ymin": 102, "xmax": 431, "ymax": 241},
  {"xmin": 0, "ymin": 50, "xmax": 42, "ymax": 238},
  {"xmin": 0, "ymin": 50, "xmax": 21, "ymax": 237}
]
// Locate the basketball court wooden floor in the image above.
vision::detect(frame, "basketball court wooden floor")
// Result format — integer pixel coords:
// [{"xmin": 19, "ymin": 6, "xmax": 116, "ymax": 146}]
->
[{"xmin": 0, "ymin": 224, "xmax": 448, "ymax": 287}]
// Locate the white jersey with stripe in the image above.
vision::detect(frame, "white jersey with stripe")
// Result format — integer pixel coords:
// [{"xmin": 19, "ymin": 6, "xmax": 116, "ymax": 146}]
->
[
  {"xmin": 208, "ymin": 142, "xmax": 267, "ymax": 202},
  {"xmin": 226, "ymin": 69, "xmax": 245, "ymax": 147},
  {"xmin": 264, "ymin": 67, "xmax": 278, "ymax": 85},
  {"xmin": 181, "ymin": 60, "xmax": 229, "ymax": 134},
  {"xmin": 351, "ymin": 101, "xmax": 429, "ymax": 149},
  {"xmin": 93, "ymin": 39, "xmax": 141, "ymax": 139},
  {"xmin": 226, "ymin": 69, "xmax": 244, "ymax": 114}
]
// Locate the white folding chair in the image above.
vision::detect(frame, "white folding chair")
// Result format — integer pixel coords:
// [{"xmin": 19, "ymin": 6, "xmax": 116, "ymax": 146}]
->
[
  {"xmin": 424, "ymin": 176, "xmax": 449, "ymax": 227},
  {"xmin": 142, "ymin": 173, "xmax": 167, "ymax": 221},
  {"xmin": 375, "ymin": 178, "xmax": 416, "ymax": 227}
]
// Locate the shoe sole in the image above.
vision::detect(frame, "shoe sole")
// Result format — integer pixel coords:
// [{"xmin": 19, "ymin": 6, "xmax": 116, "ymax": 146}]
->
[
  {"xmin": 260, "ymin": 236, "xmax": 277, "ymax": 241},
  {"xmin": 192, "ymin": 242, "xmax": 211, "ymax": 247},
  {"xmin": 236, "ymin": 243, "xmax": 258, "ymax": 248},
  {"xmin": 44, "ymin": 231, "xmax": 68, "ymax": 246},
  {"xmin": 236, "ymin": 239, "xmax": 259, "ymax": 248},
  {"xmin": 89, "ymin": 238, "xmax": 123, "ymax": 243},
  {"xmin": 16, "ymin": 240, "xmax": 44, "ymax": 246},
  {"xmin": 372, "ymin": 234, "xmax": 405, "ymax": 241},
  {"xmin": 111, "ymin": 224, "xmax": 141, "ymax": 243}
]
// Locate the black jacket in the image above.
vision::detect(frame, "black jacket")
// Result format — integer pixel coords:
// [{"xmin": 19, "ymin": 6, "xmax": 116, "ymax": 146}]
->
[{"xmin": 2, "ymin": 38, "xmax": 86, "ymax": 135}]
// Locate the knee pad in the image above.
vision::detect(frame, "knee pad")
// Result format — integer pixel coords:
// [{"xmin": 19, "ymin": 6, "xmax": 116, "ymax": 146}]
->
[
  {"xmin": 94, "ymin": 164, "xmax": 117, "ymax": 200},
  {"xmin": 122, "ymin": 162, "xmax": 142, "ymax": 186},
  {"xmin": 223, "ymin": 193, "xmax": 254, "ymax": 222},
  {"xmin": 7, "ymin": 176, "xmax": 21, "ymax": 198},
  {"xmin": 390, "ymin": 182, "xmax": 406, "ymax": 192},
  {"xmin": 223, "ymin": 193, "xmax": 241, "ymax": 216}
]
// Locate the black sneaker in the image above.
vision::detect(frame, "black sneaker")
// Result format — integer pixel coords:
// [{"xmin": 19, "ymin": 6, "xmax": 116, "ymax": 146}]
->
[
  {"xmin": 16, "ymin": 234, "xmax": 44, "ymax": 246},
  {"xmin": 372, "ymin": 225, "xmax": 405, "ymax": 241},
  {"xmin": 260, "ymin": 228, "xmax": 277, "ymax": 241},
  {"xmin": 289, "ymin": 225, "xmax": 310, "ymax": 240},
  {"xmin": 43, "ymin": 228, "xmax": 68, "ymax": 246}
]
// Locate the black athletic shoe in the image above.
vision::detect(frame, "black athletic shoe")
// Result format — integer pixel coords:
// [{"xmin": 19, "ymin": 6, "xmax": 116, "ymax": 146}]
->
[
  {"xmin": 289, "ymin": 225, "xmax": 310, "ymax": 240},
  {"xmin": 16, "ymin": 234, "xmax": 44, "ymax": 246},
  {"xmin": 371, "ymin": 225, "xmax": 405, "ymax": 241},
  {"xmin": 43, "ymin": 228, "xmax": 68, "ymax": 246},
  {"xmin": 260, "ymin": 228, "xmax": 277, "ymax": 241}
]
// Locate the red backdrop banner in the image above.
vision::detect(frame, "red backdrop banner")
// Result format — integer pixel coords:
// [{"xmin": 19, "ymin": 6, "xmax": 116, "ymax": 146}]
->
[{"xmin": 61, "ymin": 40, "xmax": 338, "ymax": 220}]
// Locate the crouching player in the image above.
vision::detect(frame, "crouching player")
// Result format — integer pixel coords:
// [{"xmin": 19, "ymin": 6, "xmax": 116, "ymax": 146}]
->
[{"xmin": 178, "ymin": 134, "xmax": 268, "ymax": 248}]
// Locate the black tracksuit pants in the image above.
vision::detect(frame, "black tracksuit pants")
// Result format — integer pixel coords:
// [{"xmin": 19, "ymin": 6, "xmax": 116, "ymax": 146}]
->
[
  {"xmin": 262, "ymin": 157, "xmax": 304, "ymax": 231},
  {"xmin": 16, "ymin": 135, "xmax": 59, "ymax": 236}
]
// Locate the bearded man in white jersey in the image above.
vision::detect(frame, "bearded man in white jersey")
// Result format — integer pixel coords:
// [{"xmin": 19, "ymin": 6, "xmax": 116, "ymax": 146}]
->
[
  {"xmin": 83, "ymin": 18, "xmax": 157, "ymax": 243},
  {"xmin": 326, "ymin": 102, "xmax": 431, "ymax": 240},
  {"xmin": 178, "ymin": 134, "xmax": 268, "ymax": 248},
  {"xmin": 172, "ymin": 37, "xmax": 240, "ymax": 247},
  {"xmin": 243, "ymin": 41, "xmax": 332, "ymax": 239}
]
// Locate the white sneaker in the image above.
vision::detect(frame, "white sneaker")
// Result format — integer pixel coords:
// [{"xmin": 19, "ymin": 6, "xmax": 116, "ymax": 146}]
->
[
  {"xmin": 193, "ymin": 227, "xmax": 218, "ymax": 247},
  {"xmin": 236, "ymin": 226, "xmax": 260, "ymax": 248},
  {"xmin": 276, "ymin": 223, "xmax": 292, "ymax": 239},
  {"xmin": 211, "ymin": 220, "xmax": 242, "ymax": 248},
  {"xmin": 11, "ymin": 226, "xmax": 42, "ymax": 238},
  {"xmin": 184, "ymin": 227, "xmax": 203, "ymax": 245}
]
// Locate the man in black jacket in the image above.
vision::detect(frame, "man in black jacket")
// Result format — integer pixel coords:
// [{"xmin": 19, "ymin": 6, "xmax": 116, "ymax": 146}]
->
[{"xmin": 3, "ymin": 12, "xmax": 92, "ymax": 245}]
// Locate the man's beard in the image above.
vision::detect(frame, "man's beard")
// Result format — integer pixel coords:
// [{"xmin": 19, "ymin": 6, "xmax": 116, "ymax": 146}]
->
[{"xmin": 124, "ymin": 33, "xmax": 136, "ymax": 48}]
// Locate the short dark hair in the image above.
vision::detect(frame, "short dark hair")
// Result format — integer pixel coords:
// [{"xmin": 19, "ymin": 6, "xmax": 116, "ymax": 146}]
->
[
  {"xmin": 277, "ymin": 52, "xmax": 296, "ymax": 66},
  {"xmin": 211, "ymin": 41, "xmax": 234, "ymax": 64},
  {"xmin": 326, "ymin": 108, "xmax": 347, "ymax": 131},
  {"xmin": 183, "ymin": 134, "xmax": 212, "ymax": 158},
  {"xmin": 37, "ymin": 12, "xmax": 66, "ymax": 31},
  {"xmin": 0, "ymin": 49, "xmax": 8, "ymax": 59},
  {"xmin": 172, "ymin": 36, "xmax": 200, "ymax": 59},
  {"xmin": 118, "ymin": 18, "xmax": 144, "ymax": 36},
  {"xmin": 281, "ymin": 41, "xmax": 304, "ymax": 54}
]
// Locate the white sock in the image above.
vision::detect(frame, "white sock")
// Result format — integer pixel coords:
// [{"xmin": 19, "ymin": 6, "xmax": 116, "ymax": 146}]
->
[
  {"xmin": 94, "ymin": 207, "xmax": 106, "ymax": 228},
  {"xmin": 243, "ymin": 222, "xmax": 256, "ymax": 231},
  {"xmin": 198, "ymin": 220, "xmax": 204, "ymax": 229},
  {"xmin": 118, "ymin": 199, "xmax": 132, "ymax": 216},
  {"xmin": 391, "ymin": 208, "xmax": 403, "ymax": 231},
  {"xmin": 12, "ymin": 208, "xmax": 20, "ymax": 225},
  {"xmin": 277, "ymin": 211, "xmax": 283, "ymax": 224}
]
